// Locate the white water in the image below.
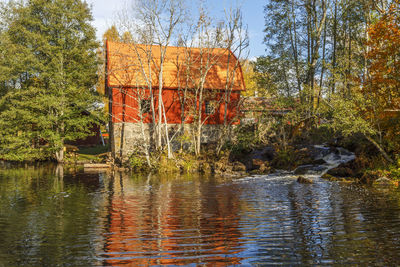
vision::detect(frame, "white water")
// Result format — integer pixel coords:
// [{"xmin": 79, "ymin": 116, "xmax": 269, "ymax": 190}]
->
[
  {"xmin": 322, "ymin": 147, "xmax": 355, "ymax": 172},
  {"xmin": 237, "ymin": 145, "xmax": 355, "ymax": 183}
]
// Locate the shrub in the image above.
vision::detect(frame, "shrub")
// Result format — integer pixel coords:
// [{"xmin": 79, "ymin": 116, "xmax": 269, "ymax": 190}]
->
[
  {"xmin": 128, "ymin": 154, "xmax": 149, "ymax": 172},
  {"xmin": 271, "ymin": 147, "xmax": 297, "ymax": 170}
]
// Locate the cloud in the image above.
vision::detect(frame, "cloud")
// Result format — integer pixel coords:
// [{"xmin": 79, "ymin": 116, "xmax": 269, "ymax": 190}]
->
[{"xmin": 86, "ymin": 0, "xmax": 128, "ymax": 40}]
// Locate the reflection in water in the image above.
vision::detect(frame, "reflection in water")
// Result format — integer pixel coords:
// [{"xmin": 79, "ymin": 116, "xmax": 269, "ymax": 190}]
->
[
  {"xmin": 102, "ymin": 173, "xmax": 243, "ymax": 265},
  {"xmin": 0, "ymin": 165, "xmax": 108, "ymax": 266},
  {"xmin": 0, "ymin": 165, "xmax": 400, "ymax": 265}
]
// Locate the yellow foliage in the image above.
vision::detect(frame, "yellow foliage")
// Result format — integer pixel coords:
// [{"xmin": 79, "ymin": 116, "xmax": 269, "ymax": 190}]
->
[{"xmin": 241, "ymin": 60, "xmax": 269, "ymax": 97}]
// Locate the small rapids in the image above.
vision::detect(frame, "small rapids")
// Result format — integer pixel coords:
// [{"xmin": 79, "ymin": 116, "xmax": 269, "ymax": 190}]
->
[
  {"xmin": 314, "ymin": 145, "xmax": 356, "ymax": 172},
  {"xmin": 237, "ymin": 145, "xmax": 356, "ymax": 184}
]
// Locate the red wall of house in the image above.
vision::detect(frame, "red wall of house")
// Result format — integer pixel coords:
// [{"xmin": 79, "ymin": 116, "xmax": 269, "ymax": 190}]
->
[{"xmin": 111, "ymin": 88, "xmax": 241, "ymax": 125}]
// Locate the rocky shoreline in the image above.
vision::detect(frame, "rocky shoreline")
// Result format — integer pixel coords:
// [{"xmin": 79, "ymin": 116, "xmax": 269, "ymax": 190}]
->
[
  {"xmin": 207, "ymin": 144, "xmax": 398, "ymax": 187},
  {"xmin": 14, "ymin": 142, "xmax": 396, "ymax": 188}
]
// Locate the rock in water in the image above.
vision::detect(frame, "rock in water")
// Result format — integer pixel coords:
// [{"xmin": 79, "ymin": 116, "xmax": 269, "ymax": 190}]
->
[
  {"xmin": 294, "ymin": 165, "xmax": 314, "ymax": 175},
  {"xmin": 373, "ymin": 177, "xmax": 394, "ymax": 187},
  {"xmin": 297, "ymin": 176, "xmax": 313, "ymax": 184},
  {"xmin": 327, "ymin": 164, "xmax": 355, "ymax": 177},
  {"xmin": 312, "ymin": 158, "xmax": 327, "ymax": 165},
  {"xmin": 232, "ymin": 161, "xmax": 246, "ymax": 172}
]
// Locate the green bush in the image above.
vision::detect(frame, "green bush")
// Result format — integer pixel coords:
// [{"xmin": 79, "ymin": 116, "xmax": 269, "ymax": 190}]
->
[
  {"xmin": 128, "ymin": 154, "xmax": 148, "ymax": 172},
  {"xmin": 271, "ymin": 147, "xmax": 297, "ymax": 169},
  {"xmin": 226, "ymin": 124, "xmax": 259, "ymax": 155}
]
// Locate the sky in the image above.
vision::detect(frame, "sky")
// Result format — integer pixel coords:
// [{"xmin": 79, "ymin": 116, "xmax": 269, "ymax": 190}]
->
[{"xmin": 86, "ymin": 0, "xmax": 266, "ymax": 59}]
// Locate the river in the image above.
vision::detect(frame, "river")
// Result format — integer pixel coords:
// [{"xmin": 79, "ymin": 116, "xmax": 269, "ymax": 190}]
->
[{"xmin": 1, "ymin": 148, "xmax": 400, "ymax": 265}]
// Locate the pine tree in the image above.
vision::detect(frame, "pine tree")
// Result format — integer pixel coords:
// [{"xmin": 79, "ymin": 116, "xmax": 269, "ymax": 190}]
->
[{"xmin": 0, "ymin": 0, "xmax": 100, "ymax": 162}]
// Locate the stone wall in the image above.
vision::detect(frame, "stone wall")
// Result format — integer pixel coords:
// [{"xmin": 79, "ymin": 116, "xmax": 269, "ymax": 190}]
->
[{"xmin": 112, "ymin": 122, "xmax": 227, "ymax": 160}]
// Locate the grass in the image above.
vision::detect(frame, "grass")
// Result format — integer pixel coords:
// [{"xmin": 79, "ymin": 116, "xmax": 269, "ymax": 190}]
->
[
  {"xmin": 66, "ymin": 145, "xmax": 110, "ymax": 163},
  {"xmin": 78, "ymin": 145, "xmax": 109, "ymax": 156}
]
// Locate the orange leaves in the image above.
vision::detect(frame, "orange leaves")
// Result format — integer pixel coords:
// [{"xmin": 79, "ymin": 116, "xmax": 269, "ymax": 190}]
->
[{"xmin": 365, "ymin": 2, "xmax": 400, "ymax": 112}]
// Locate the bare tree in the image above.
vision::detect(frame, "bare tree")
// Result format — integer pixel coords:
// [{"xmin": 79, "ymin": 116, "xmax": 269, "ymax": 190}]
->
[
  {"xmin": 216, "ymin": 6, "xmax": 249, "ymax": 154},
  {"xmin": 189, "ymin": 8, "xmax": 226, "ymax": 155},
  {"xmin": 117, "ymin": 0, "xmax": 187, "ymax": 159}
]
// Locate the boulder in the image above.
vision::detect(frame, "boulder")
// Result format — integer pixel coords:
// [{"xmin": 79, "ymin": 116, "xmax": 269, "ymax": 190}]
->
[
  {"xmin": 295, "ymin": 149, "xmax": 314, "ymax": 165},
  {"xmin": 232, "ymin": 161, "xmax": 246, "ymax": 172},
  {"xmin": 373, "ymin": 177, "xmax": 393, "ymax": 187},
  {"xmin": 215, "ymin": 165, "xmax": 233, "ymax": 175},
  {"xmin": 321, "ymin": 173, "xmax": 351, "ymax": 182},
  {"xmin": 260, "ymin": 146, "xmax": 276, "ymax": 161},
  {"xmin": 252, "ymin": 159, "xmax": 264, "ymax": 169},
  {"xmin": 307, "ymin": 166, "xmax": 329, "ymax": 174},
  {"xmin": 294, "ymin": 165, "xmax": 314, "ymax": 175},
  {"xmin": 312, "ymin": 158, "xmax": 327, "ymax": 165},
  {"xmin": 327, "ymin": 167, "xmax": 354, "ymax": 177},
  {"xmin": 259, "ymin": 162, "xmax": 270, "ymax": 173},
  {"xmin": 245, "ymin": 158, "xmax": 263, "ymax": 171},
  {"xmin": 321, "ymin": 173, "xmax": 335, "ymax": 181},
  {"xmin": 297, "ymin": 145, "xmax": 331, "ymax": 162},
  {"xmin": 249, "ymin": 146, "xmax": 276, "ymax": 162},
  {"xmin": 245, "ymin": 158, "xmax": 270, "ymax": 174},
  {"xmin": 338, "ymin": 149, "xmax": 354, "ymax": 156},
  {"xmin": 297, "ymin": 176, "xmax": 313, "ymax": 184}
]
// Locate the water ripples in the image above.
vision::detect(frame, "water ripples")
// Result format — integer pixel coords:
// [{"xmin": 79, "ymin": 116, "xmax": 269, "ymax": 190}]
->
[{"xmin": 1, "ymin": 166, "xmax": 400, "ymax": 265}]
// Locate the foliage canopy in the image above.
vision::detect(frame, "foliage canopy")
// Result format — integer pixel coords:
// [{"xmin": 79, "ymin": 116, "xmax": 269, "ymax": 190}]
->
[{"xmin": 0, "ymin": 0, "xmax": 101, "ymax": 162}]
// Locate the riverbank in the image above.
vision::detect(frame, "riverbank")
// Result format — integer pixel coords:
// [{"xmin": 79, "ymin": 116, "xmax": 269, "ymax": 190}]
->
[{"xmin": 2, "ymin": 134, "xmax": 399, "ymax": 187}]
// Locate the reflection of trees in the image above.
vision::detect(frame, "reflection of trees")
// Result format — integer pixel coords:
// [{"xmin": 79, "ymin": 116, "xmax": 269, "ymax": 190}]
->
[
  {"xmin": 0, "ymin": 165, "xmax": 107, "ymax": 266},
  {"xmin": 286, "ymin": 182, "xmax": 373, "ymax": 264},
  {"xmin": 286, "ymin": 182, "xmax": 320, "ymax": 263},
  {"xmin": 324, "ymin": 185, "xmax": 400, "ymax": 264},
  {"xmin": 103, "ymin": 172, "xmax": 244, "ymax": 265},
  {"xmin": 285, "ymin": 182, "xmax": 400, "ymax": 265},
  {"xmin": 238, "ymin": 181, "xmax": 379, "ymax": 265}
]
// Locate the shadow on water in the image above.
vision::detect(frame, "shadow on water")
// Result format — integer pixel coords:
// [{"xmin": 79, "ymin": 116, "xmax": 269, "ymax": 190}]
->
[{"xmin": 1, "ymin": 163, "xmax": 400, "ymax": 265}]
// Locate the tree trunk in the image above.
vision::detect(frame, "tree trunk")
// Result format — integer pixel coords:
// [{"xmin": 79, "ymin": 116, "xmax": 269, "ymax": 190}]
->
[
  {"xmin": 331, "ymin": 0, "xmax": 338, "ymax": 95},
  {"xmin": 317, "ymin": 18, "xmax": 327, "ymax": 110},
  {"xmin": 347, "ymin": 16, "xmax": 352, "ymax": 97},
  {"xmin": 161, "ymin": 100, "xmax": 173, "ymax": 159},
  {"xmin": 196, "ymin": 90, "xmax": 203, "ymax": 156},
  {"xmin": 289, "ymin": 0, "xmax": 302, "ymax": 97},
  {"xmin": 158, "ymin": 50, "xmax": 164, "ymax": 149},
  {"xmin": 138, "ymin": 95, "xmax": 151, "ymax": 167},
  {"xmin": 56, "ymin": 146, "xmax": 64, "ymax": 163},
  {"xmin": 365, "ymin": 135, "xmax": 393, "ymax": 163},
  {"xmin": 119, "ymin": 89, "xmax": 126, "ymax": 160}
]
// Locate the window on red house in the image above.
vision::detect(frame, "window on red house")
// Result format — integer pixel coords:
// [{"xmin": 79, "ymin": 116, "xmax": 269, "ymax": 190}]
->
[
  {"xmin": 205, "ymin": 101, "xmax": 215, "ymax": 115},
  {"xmin": 140, "ymin": 99, "xmax": 151, "ymax": 114}
]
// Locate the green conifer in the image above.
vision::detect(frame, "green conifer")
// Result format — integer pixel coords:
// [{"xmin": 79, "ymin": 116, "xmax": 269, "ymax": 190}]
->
[{"xmin": 0, "ymin": 0, "xmax": 101, "ymax": 162}]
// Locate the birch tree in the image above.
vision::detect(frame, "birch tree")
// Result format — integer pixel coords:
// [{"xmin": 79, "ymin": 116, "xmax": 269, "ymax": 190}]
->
[
  {"xmin": 216, "ymin": 6, "xmax": 249, "ymax": 154},
  {"xmin": 118, "ymin": 0, "xmax": 187, "ymax": 159}
]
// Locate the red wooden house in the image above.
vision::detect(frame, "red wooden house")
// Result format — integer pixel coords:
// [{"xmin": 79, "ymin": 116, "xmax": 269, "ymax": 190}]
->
[{"xmin": 105, "ymin": 41, "xmax": 245, "ymax": 158}]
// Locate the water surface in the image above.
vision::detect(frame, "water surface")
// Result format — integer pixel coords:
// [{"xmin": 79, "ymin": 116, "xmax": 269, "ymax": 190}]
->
[{"xmin": 1, "ymin": 164, "xmax": 400, "ymax": 265}]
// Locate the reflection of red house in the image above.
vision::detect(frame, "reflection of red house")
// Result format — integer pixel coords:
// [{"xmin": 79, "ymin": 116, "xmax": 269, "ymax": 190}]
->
[
  {"xmin": 103, "ymin": 174, "xmax": 244, "ymax": 265},
  {"xmin": 105, "ymin": 41, "xmax": 246, "ymax": 158}
]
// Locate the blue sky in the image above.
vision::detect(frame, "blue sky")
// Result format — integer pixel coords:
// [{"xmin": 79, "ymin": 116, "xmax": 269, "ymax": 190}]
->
[{"xmin": 87, "ymin": 0, "xmax": 266, "ymax": 59}]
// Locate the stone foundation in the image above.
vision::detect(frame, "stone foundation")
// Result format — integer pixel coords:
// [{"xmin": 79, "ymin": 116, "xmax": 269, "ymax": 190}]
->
[{"xmin": 112, "ymin": 123, "xmax": 228, "ymax": 160}]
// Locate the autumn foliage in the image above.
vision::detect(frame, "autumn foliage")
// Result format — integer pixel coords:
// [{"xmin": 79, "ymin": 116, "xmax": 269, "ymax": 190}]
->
[
  {"xmin": 366, "ymin": 2, "xmax": 400, "ymax": 111},
  {"xmin": 362, "ymin": 1, "xmax": 400, "ymax": 157}
]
